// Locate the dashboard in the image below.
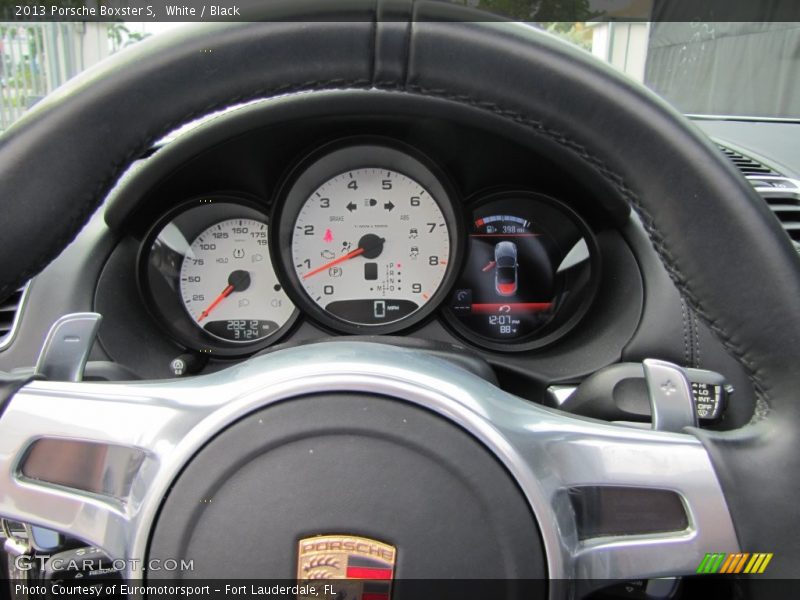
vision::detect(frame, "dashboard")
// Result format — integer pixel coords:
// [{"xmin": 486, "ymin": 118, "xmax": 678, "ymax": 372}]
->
[
  {"xmin": 0, "ymin": 91, "xmax": 770, "ymax": 430},
  {"xmin": 87, "ymin": 92, "xmax": 646, "ymax": 397},
  {"xmin": 139, "ymin": 138, "xmax": 598, "ymax": 356}
]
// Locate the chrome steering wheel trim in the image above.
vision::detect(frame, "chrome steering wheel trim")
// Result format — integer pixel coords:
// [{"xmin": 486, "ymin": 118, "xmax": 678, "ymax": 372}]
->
[{"xmin": 0, "ymin": 342, "xmax": 737, "ymax": 591}]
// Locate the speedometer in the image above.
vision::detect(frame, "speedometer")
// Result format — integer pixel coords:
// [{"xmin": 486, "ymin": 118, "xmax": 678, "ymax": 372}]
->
[
  {"xmin": 180, "ymin": 218, "xmax": 294, "ymax": 343},
  {"xmin": 276, "ymin": 142, "xmax": 462, "ymax": 333},
  {"xmin": 141, "ymin": 197, "xmax": 298, "ymax": 356}
]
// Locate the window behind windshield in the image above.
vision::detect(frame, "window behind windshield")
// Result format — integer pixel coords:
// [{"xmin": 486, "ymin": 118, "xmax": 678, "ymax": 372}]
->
[
  {"xmin": 645, "ymin": 22, "xmax": 800, "ymax": 118},
  {"xmin": 1, "ymin": 18, "xmax": 798, "ymax": 134}
]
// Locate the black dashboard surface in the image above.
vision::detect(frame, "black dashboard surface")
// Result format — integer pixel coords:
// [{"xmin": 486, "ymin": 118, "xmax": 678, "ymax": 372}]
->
[
  {"xmin": 95, "ymin": 94, "xmax": 642, "ymax": 390},
  {"xmin": 695, "ymin": 119, "xmax": 800, "ymax": 177},
  {"xmin": 2, "ymin": 96, "xmax": 783, "ymax": 430}
]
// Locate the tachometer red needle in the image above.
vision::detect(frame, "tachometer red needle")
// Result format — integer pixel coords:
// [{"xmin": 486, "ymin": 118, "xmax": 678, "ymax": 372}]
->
[
  {"xmin": 481, "ymin": 261, "xmax": 496, "ymax": 272},
  {"xmin": 303, "ymin": 247, "xmax": 365, "ymax": 280},
  {"xmin": 198, "ymin": 284, "xmax": 234, "ymax": 322}
]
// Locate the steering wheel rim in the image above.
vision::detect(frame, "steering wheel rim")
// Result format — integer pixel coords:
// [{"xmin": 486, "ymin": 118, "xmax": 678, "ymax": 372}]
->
[{"xmin": 1, "ymin": 1, "xmax": 798, "ymax": 590}]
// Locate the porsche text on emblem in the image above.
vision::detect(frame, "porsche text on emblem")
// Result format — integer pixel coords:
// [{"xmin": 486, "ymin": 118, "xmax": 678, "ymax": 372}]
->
[{"xmin": 297, "ymin": 535, "xmax": 396, "ymax": 598}]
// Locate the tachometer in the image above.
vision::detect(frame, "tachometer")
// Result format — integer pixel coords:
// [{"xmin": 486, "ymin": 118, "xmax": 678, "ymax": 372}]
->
[{"xmin": 276, "ymin": 142, "xmax": 461, "ymax": 333}]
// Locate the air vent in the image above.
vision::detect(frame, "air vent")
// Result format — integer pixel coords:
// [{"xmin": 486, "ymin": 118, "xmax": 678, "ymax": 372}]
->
[
  {"xmin": 750, "ymin": 179, "xmax": 800, "ymax": 247},
  {"xmin": 717, "ymin": 144, "xmax": 778, "ymax": 176},
  {"xmin": 716, "ymin": 144, "xmax": 800, "ymax": 250},
  {"xmin": 0, "ymin": 284, "xmax": 28, "ymax": 349}
]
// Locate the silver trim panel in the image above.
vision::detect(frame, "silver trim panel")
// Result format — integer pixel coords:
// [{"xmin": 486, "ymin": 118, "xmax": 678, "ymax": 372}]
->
[
  {"xmin": 546, "ymin": 384, "xmax": 577, "ymax": 406},
  {"xmin": 643, "ymin": 359, "xmax": 698, "ymax": 432},
  {"xmin": 34, "ymin": 312, "xmax": 102, "ymax": 382},
  {"xmin": 688, "ymin": 114, "xmax": 800, "ymax": 124},
  {"xmin": 0, "ymin": 342, "xmax": 739, "ymax": 591},
  {"xmin": 746, "ymin": 175, "xmax": 800, "ymax": 198}
]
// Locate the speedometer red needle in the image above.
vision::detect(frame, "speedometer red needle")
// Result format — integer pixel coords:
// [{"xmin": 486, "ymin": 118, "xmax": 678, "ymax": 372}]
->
[
  {"xmin": 303, "ymin": 247, "xmax": 365, "ymax": 280},
  {"xmin": 197, "ymin": 284, "xmax": 234, "ymax": 322}
]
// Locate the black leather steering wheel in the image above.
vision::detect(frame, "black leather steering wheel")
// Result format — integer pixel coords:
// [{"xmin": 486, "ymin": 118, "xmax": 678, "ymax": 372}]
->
[{"xmin": 1, "ymin": 1, "xmax": 799, "ymax": 593}]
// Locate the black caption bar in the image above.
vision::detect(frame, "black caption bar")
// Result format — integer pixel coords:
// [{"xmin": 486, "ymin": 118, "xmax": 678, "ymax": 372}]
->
[
  {"xmin": 1, "ymin": 0, "xmax": 799, "ymax": 23},
  {"xmin": 6, "ymin": 578, "xmax": 800, "ymax": 600}
]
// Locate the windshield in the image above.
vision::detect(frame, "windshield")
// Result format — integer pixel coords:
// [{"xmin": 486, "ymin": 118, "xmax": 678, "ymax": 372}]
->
[
  {"xmin": 572, "ymin": 21, "xmax": 800, "ymax": 119},
  {"xmin": 0, "ymin": 17, "xmax": 798, "ymax": 133}
]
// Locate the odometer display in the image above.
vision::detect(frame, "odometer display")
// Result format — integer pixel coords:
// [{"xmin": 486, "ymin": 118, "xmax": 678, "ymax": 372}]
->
[
  {"xmin": 141, "ymin": 198, "xmax": 298, "ymax": 356},
  {"xmin": 445, "ymin": 192, "xmax": 597, "ymax": 351},
  {"xmin": 450, "ymin": 214, "xmax": 557, "ymax": 339},
  {"xmin": 181, "ymin": 218, "xmax": 295, "ymax": 343},
  {"xmin": 278, "ymin": 143, "xmax": 460, "ymax": 333}
]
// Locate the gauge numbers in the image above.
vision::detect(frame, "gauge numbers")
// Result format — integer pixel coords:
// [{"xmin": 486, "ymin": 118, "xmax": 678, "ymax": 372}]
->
[
  {"xmin": 181, "ymin": 218, "xmax": 294, "ymax": 343},
  {"xmin": 290, "ymin": 167, "xmax": 451, "ymax": 327}
]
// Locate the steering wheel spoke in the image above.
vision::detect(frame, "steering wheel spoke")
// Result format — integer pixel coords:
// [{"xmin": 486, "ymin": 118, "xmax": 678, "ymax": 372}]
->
[
  {"xmin": 0, "ymin": 342, "xmax": 737, "ymax": 588},
  {"xmin": 513, "ymin": 418, "xmax": 740, "ymax": 584},
  {"xmin": 0, "ymin": 377, "xmax": 210, "ymax": 562}
]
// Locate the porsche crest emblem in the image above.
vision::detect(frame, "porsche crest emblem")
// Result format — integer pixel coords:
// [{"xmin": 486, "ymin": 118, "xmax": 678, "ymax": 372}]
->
[{"xmin": 297, "ymin": 535, "xmax": 396, "ymax": 600}]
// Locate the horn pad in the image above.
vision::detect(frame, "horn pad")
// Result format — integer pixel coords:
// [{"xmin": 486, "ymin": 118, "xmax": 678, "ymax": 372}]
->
[{"xmin": 148, "ymin": 394, "xmax": 546, "ymax": 591}]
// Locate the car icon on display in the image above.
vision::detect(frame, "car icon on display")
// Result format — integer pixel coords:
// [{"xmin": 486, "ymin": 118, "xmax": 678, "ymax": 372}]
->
[{"xmin": 494, "ymin": 241, "xmax": 518, "ymax": 296}]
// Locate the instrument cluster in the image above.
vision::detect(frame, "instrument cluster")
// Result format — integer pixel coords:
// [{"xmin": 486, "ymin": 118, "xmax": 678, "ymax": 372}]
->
[{"xmin": 139, "ymin": 138, "xmax": 598, "ymax": 355}]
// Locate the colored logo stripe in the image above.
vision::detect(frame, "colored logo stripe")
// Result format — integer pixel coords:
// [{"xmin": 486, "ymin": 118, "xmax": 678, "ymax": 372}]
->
[
  {"xmin": 722, "ymin": 553, "xmax": 749, "ymax": 573},
  {"xmin": 745, "ymin": 553, "xmax": 773, "ymax": 574},
  {"xmin": 696, "ymin": 553, "xmax": 726, "ymax": 573},
  {"xmin": 697, "ymin": 553, "xmax": 773, "ymax": 574},
  {"xmin": 345, "ymin": 566, "xmax": 394, "ymax": 579}
]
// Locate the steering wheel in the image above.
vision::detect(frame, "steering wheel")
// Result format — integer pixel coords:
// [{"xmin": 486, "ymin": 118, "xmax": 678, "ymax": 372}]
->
[{"xmin": 1, "ymin": 3, "xmax": 798, "ymax": 596}]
